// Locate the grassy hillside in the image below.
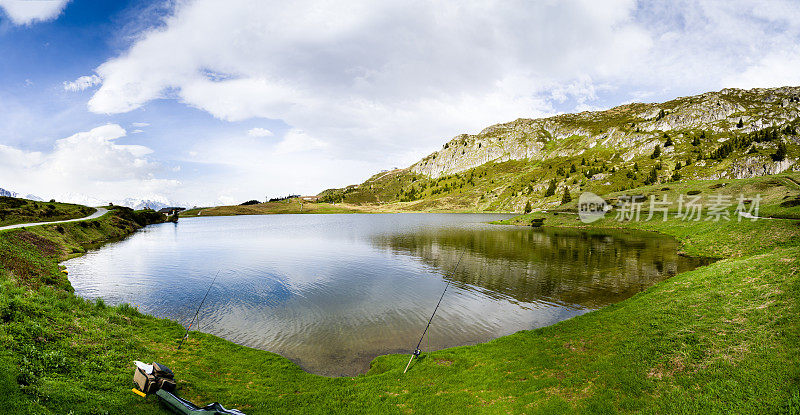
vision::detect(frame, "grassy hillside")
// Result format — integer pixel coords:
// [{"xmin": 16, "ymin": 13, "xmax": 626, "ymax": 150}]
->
[
  {"xmin": 180, "ymin": 196, "xmax": 514, "ymax": 216},
  {"xmin": 318, "ymin": 87, "xmax": 800, "ymax": 213},
  {"xmin": 556, "ymin": 172, "xmax": 800, "ymax": 220},
  {"xmin": 0, "ymin": 197, "xmax": 95, "ymax": 227},
  {"xmin": 180, "ymin": 198, "xmax": 366, "ymax": 216},
  {"xmin": 1, "ymin": 179, "xmax": 799, "ymax": 413}
]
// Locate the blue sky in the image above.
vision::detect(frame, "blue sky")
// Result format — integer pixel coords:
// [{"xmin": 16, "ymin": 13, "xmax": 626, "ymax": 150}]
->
[
  {"xmin": 0, "ymin": 1, "xmax": 162, "ymax": 146},
  {"xmin": 1, "ymin": 0, "xmax": 800, "ymax": 206}
]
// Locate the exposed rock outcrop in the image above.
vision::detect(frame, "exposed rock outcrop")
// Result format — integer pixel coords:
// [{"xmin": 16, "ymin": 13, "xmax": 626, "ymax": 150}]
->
[{"xmin": 410, "ymin": 86, "xmax": 800, "ymax": 178}]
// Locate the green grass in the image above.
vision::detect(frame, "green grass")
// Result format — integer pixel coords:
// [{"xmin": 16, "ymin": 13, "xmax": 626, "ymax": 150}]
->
[
  {"xmin": 0, "ymin": 183, "xmax": 799, "ymax": 413},
  {"xmin": 555, "ymin": 173, "xmax": 800, "ymax": 221},
  {"xmin": 0, "ymin": 197, "xmax": 95, "ymax": 227},
  {"xmin": 181, "ymin": 198, "xmax": 365, "ymax": 217}
]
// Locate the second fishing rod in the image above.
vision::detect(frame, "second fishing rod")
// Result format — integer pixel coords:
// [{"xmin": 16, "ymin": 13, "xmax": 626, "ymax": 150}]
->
[
  {"xmin": 177, "ymin": 270, "xmax": 221, "ymax": 350},
  {"xmin": 404, "ymin": 248, "xmax": 467, "ymax": 373}
]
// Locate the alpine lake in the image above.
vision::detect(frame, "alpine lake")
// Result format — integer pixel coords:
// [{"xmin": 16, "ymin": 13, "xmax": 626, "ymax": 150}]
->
[{"xmin": 64, "ymin": 213, "xmax": 708, "ymax": 376}]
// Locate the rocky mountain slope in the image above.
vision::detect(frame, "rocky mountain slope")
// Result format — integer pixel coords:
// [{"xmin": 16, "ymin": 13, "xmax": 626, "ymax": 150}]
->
[{"xmin": 319, "ymin": 86, "xmax": 800, "ymax": 212}]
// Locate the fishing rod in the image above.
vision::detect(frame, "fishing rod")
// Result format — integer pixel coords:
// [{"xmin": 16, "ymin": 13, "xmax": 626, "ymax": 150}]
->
[
  {"xmin": 177, "ymin": 270, "xmax": 220, "ymax": 350},
  {"xmin": 404, "ymin": 249, "xmax": 467, "ymax": 374}
]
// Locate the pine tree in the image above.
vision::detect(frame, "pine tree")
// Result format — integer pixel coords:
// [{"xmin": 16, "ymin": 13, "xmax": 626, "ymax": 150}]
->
[
  {"xmin": 664, "ymin": 136, "xmax": 673, "ymax": 147},
  {"xmin": 692, "ymin": 135, "xmax": 700, "ymax": 146},
  {"xmin": 772, "ymin": 141, "xmax": 787, "ymax": 162},
  {"xmin": 544, "ymin": 179, "xmax": 557, "ymax": 197},
  {"xmin": 651, "ymin": 145, "xmax": 661, "ymax": 159},
  {"xmin": 570, "ymin": 164, "xmax": 576, "ymax": 173},
  {"xmin": 737, "ymin": 118, "xmax": 744, "ymax": 128},
  {"xmin": 524, "ymin": 201, "xmax": 532, "ymax": 213},
  {"xmin": 561, "ymin": 187, "xmax": 572, "ymax": 205}
]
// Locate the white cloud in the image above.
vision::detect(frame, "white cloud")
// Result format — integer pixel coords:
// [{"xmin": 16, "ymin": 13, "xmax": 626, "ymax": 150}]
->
[
  {"xmin": 11, "ymin": 0, "xmax": 799, "ymax": 206},
  {"xmin": 274, "ymin": 129, "xmax": 327, "ymax": 154},
  {"xmin": 0, "ymin": 0, "xmax": 69, "ymax": 25},
  {"xmin": 85, "ymin": 0, "xmax": 651, "ymax": 163},
  {"xmin": 722, "ymin": 47, "xmax": 800, "ymax": 89},
  {"xmin": 176, "ymin": 132, "xmax": 373, "ymax": 204},
  {"xmin": 0, "ymin": 124, "xmax": 178, "ymax": 204},
  {"xmin": 131, "ymin": 122, "xmax": 149, "ymax": 127},
  {"xmin": 82, "ymin": 0, "xmax": 800, "ymax": 173},
  {"xmin": 247, "ymin": 127, "xmax": 274, "ymax": 137},
  {"xmin": 63, "ymin": 74, "xmax": 101, "ymax": 92}
]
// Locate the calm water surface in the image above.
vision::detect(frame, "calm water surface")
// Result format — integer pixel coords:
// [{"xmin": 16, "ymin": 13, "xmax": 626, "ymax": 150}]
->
[{"xmin": 64, "ymin": 213, "xmax": 706, "ymax": 376}]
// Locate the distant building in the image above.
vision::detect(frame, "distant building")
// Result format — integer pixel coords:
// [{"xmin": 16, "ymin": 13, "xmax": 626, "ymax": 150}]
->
[
  {"xmin": 300, "ymin": 196, "xmax": 319, "ymax": 202},
  {"xmin": 158, "ymin": 207, "xmax": 186, "ymax": 215}
]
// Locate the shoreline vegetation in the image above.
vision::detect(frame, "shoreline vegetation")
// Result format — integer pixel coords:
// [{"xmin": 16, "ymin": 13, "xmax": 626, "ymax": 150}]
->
[
  {"xmin": 180, "ymin": 197, "xmax": 517, "ymax": 217},
  {"xmin": 1, "ymin": 175, "xmax": 799, "ymax": 413}
]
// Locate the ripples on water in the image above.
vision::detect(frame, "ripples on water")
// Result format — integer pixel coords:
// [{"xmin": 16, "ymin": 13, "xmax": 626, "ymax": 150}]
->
[{"xmin": 64, "ymin": 213, "xmax": 706, "ymax": 376}]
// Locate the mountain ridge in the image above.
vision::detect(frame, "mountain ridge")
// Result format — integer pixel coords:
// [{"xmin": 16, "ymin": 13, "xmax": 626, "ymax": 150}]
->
[
  {"xmin": 318, "ymin": 86, "xmax": 799, "ymax": 212},
  {"xmin": 410, "ymin": 86, "xmax": 799, "ymax": 178}
]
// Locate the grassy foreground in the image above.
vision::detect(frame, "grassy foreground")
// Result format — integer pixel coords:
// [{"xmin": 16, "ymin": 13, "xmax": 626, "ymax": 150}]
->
[{"xmin": 1, "ymin": 195, "xmax": 799, "ymax": 413}]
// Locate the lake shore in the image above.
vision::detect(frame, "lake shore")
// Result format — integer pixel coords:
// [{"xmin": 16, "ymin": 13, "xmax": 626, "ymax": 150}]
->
[
  {"xmin": 1, "ymin": 194, "xmax": 799, "ymax": 413},
  {"xmin": 64, "ymin": 212, "xmax": 700, "ymax": 377},
  {"xmin": 180, "ymin": 197, "xmax": 518, "ymax": 217}
]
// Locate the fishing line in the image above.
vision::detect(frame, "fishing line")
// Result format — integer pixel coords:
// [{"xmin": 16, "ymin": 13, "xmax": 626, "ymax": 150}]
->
[
  {"xmin": 404, "ymin": 248, "xmax": 467, "ymax": 373},
  {"xmin": 177, "ymin": 270, "xmax": 221, "ymax": 350}
]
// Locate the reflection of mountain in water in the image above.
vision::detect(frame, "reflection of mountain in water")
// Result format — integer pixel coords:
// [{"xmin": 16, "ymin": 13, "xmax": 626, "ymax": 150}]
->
[
  {"xmin": 65, "ymin": 214, "xmax": 710, "ymax": 376},
  {"xmin": 372, "ymin": 226, "xmax": 709, "ymax": 309}
]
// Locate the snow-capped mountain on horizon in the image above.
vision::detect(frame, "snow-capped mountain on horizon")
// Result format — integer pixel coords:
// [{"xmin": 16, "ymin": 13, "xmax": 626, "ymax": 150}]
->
[
  {"xmin": 0, "ymin": 187, "xmax": 43, "ymax": 201},
  {"xmin": 118, "ymin": 197, "xmax": 172, "ymax": 211},
  {"xmin": 1, "ymin": 186, "xmax": 186, "ymax": 209},
  {"xmin": 52, "ymin": 192, "xmax": 106, "ymax": 207}
]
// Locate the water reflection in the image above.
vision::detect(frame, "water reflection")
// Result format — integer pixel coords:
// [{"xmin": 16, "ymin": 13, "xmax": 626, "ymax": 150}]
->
[
  {"xmin": 373, "ymin": 226, "xmax": 707, "ymax": 309},
  {"xmin": 64, "ymin": 214, "xmax": 706, "ymax": 376}
]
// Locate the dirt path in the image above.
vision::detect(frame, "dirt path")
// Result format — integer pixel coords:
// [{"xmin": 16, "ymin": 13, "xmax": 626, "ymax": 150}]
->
[{"xmin": 0, "ymin": 208, "xmax": 109, "ymax": 232}]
